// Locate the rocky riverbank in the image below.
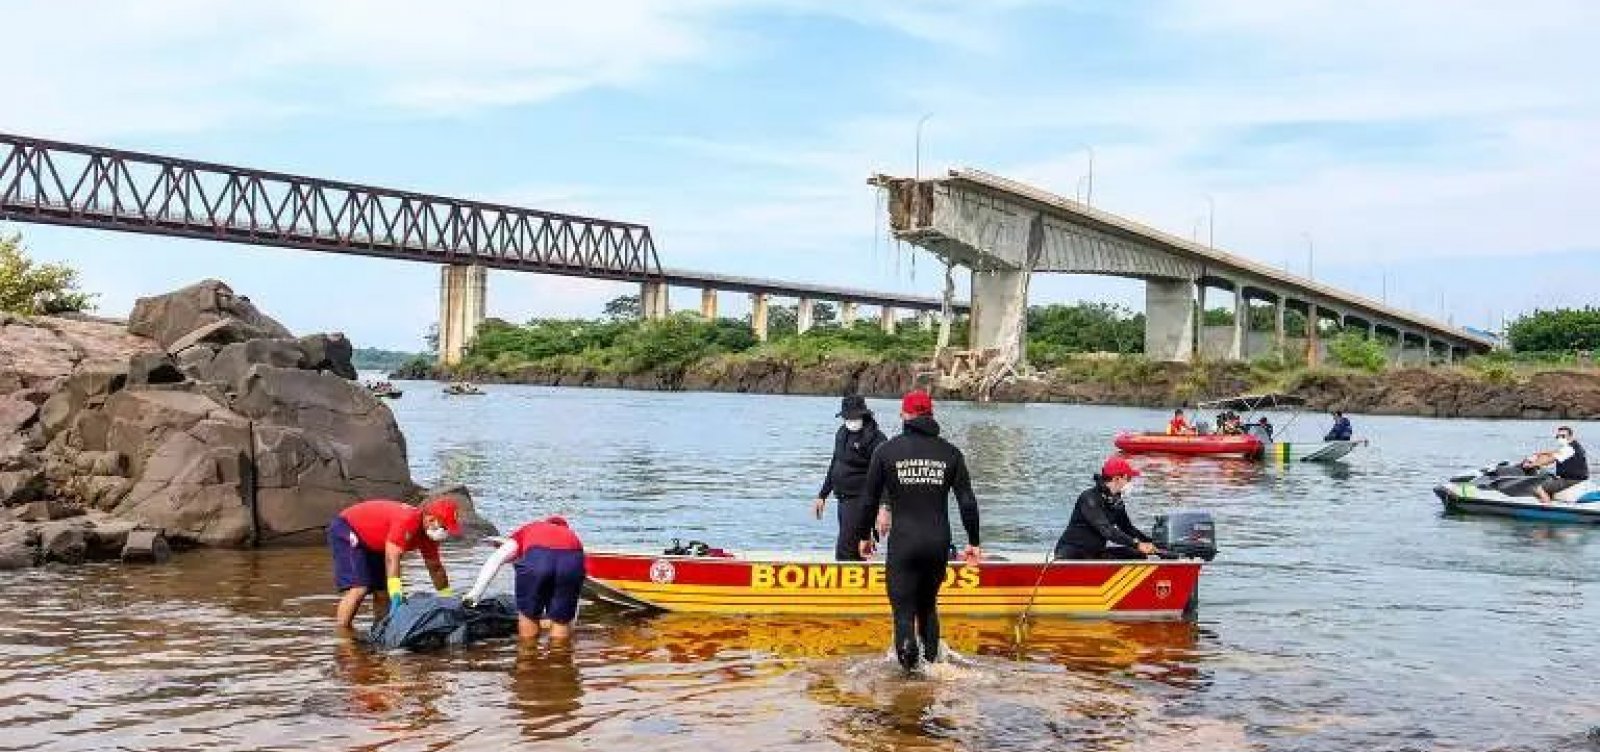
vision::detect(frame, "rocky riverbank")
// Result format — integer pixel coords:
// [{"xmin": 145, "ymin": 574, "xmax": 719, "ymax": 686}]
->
[
  {"xmin": 400, "ymin": 355, "xmax": 1600, "ymax": 420},
  {"xmin": 0, "ymin": 280, "xmax": 492, "ymax": 571}
]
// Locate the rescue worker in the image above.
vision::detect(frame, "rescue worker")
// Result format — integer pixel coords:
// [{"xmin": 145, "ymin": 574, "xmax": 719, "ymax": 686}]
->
[
  {"xmin": 856, "ymin": 390, "xmax": 980, "ymax": 673},
  {"xmin": 1053, "ymin": 457, "xmax": 1158, "ymax": 561},
  {"xmin": 813, "ymin": 394, "xmax": 888, "ymax": 561},
  {"xmin": 1325, "ymin": 410, "xmax": 1354, "ymax": 441},
  {"xmin": 1523, "ymin": 426, "xmax": 1590, "ymax": 503},
  {"xmin": 462, "ymin": 515, "xmax": 587, "ymax": 641},
  {"xmin": 1166, "ymin": 408, "xmax": 1192, "ymax": 435},
  {"xmin": 328, "ymin": 497, "xmax": 461, "ymax": 629}
]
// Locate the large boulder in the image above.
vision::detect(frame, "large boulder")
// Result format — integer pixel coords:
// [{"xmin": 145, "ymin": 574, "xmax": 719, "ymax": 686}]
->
[
  {"xmin": 207, "ymin": 339, "xmax": 307, "ymax": 390},
  {"xmin": 127, "ymin": 353, "xmax": 185, "ymax": 386},
  {"xmin": 128, "ymin": 279, "xmax": 292, "ymax": 349},
  {"xmin": 39, "ymin": 363, "xmax": 130, "ymax": 441},
  {"xmin": 299, "ymin": 333, "xmax": 357, "ymax": 380},
  {"xmin": 231, "ymin": 366, "xmax": 412, "ymax": 487}
]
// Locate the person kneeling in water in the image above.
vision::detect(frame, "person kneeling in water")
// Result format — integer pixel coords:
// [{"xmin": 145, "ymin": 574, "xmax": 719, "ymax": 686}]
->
[
  {"xmin": 856, "ymin": 390, "xmax": 980, "ymax": 673},
  {"xmin": 1053, "ymin": 457, "xmax": 1158, "ymax": 561},
  {"xmin": 462, "ymin": 516, "xmax": 587, "ymax": 641}
]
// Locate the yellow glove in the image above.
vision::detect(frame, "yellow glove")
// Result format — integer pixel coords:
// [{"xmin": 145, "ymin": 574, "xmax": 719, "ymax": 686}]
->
[
  {"xmin": 386, "ymin": 576, "xmax": 404, "ymax": 601},
  {"xmin": 437, "ymin": 587, "xmax": 455, "ymax": 598}
]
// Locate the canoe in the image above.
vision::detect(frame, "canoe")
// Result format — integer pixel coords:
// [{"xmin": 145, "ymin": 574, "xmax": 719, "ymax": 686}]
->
[
  {"xmin": 583, "ymin": 550, "xmax": 1204, "ymax": 620},
  {"xmin": 1113, "ymin": 432, "xmax": 1263, "ymax": 458}
]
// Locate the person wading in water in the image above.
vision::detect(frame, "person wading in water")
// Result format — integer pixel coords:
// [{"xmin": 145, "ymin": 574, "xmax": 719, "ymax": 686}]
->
[
  {"xmin": 856, "ymin": 390, "xmax": 980, "ymax": 672},
  {"xmin": 813, "ymin": 394, "xmax": 888, "ymax": 561}
]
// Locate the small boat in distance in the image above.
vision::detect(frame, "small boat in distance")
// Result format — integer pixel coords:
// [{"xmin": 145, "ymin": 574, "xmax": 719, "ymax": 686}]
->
[
  {"xmin": 363, "ymin": 381, "xmax": 403, "ymax": 399},
  {"xmin": 442, "ymin": 382, "xmax": 485, "ymax": 396}
]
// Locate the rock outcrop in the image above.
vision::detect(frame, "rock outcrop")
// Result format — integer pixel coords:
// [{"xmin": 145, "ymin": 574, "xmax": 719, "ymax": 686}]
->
[{"xmin": 0, "ymin": 279, "xmax": 491, "ymax": 569}]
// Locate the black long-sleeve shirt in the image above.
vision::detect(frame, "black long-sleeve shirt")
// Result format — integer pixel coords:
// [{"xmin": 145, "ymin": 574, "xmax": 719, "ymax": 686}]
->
[
  {"xmin": 854, "ymin": 416, "xmax": 980, "ymax": 556},
  {"xmin": 1053, "ymin": 479, "xmax": 1151, "ymax": 557},
  {"xmin": 817, "ymin": 419, "xmax": 886, "ymax": 500}
]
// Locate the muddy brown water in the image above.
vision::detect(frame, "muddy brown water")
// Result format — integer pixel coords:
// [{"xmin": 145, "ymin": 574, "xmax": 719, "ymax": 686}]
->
[{"xmin": 1, "ymin": 384, "xmax": 1597, "ymax": 751}]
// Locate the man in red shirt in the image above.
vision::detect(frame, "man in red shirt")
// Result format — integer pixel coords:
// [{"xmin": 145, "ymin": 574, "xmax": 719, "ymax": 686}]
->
[
  {"xmin": 461, "ymin": 515, "xmax": 586, "ymax": 641},
  {"xmin": 327, "ymin": 497, "xmax": 463, "ymax": 629},
  {"xmin": 1166, "ymin": 408, "xmax": 1192, "ymax": 436}
]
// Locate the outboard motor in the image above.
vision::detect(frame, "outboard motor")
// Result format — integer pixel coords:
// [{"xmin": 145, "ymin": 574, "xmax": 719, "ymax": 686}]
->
[{"xmin": 1151, "ymin": 510, "xmax": 1217, "ymax": 561}]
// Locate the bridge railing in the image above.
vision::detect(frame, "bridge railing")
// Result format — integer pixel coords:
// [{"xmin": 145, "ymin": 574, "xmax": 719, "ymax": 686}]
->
[{"xmin": 0, "ymin": 133, "xmax": 662, "ymax": 280}]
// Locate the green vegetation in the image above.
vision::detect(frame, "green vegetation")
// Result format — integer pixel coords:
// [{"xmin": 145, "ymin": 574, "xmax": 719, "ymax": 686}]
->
[
  {"xmin": 0, "ymin": 233, "xmax": 94, "ymax": 315},
  {"xmin": 352, "ymin": 347, "xmax": 424, "ymax": 371},
  {"xmin": 1325, "ymin": 332, "xmax": 1388, "ymax": 372},
  {"xmin": 1507, "ymin": 307, "xmax": 1600, "ymax": 353},
  {"xmin": 1027, "ymin": 303, "xmax": 1144, "ymax": 366}
]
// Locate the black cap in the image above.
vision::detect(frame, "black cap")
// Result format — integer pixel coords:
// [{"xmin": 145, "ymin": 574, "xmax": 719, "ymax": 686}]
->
[{"xmin": 836, "ymin": 394, "xmax": 871, "ymax": 418}]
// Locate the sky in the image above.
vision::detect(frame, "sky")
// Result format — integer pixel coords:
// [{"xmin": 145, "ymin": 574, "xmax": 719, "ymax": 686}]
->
[{"xmin": 2, "ymin": 0, "xmax": 1596, "ymax": 351}]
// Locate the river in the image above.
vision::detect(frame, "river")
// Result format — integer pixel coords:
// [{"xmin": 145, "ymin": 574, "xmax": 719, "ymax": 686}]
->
[{"xmin": 1, "ymin": 382, "xmax": 1596, "ymax": 751}]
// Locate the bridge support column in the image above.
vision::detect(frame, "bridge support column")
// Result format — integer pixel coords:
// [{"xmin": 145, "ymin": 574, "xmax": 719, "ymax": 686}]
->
[
  {"xmin": 880, "ymin": 306, "xmax": 897, "ymax": 334},
  {"xmin": 1192, "ymin": 283, "xmax": 1208, "ymax": 361},
  {"xmin": 699, "ymin": 288, "xmax": 718, "ymax": 319},
  {"xmin": 438, "ymin": 264, "xmax": 487, "ymax": 367},
  {"xmin": 920, "ymin": 311, "xmax": 936, "ymax": 331},
  {"xmin": 841, "ymin": 301, "xmax": 859, "ymax": 327},
  {"xmin": 1306, "ymin": 304, "xmax": 1322, "ymax": 367},
  {"xmin": 969, "ymin": 269, "xmax": 1030, "ymax": 362},
  {"xmin": 751, "ymin": 293, "xmax": 769, "ymax": 342},
  {"xmin": 641, "ymin": 281, "xmax": 670, "ymax": 321},
  {"xmin": 797, "ymin": 297, "xmax": 816, "ymax": 334},
  {"xmin": 1144, "ymin": 279, "xmax": 1197, "ymax": 363},
  {"xmin": 1229, "ymin": 291, "xmax": 1248, "ymax": 361},
  {"xmin": 1274, "ymin": 300, "xmax": 1287, "ymax": 358}
]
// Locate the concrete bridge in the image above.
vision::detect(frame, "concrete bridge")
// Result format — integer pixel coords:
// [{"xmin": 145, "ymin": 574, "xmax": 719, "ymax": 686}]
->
[
  {"xmin": 873, "ymin": 168, "xmax": 1495, "ymax": 368},
  {"xmin": 0, "ymin": 133, "xmax": 964, "ymax": 366}
]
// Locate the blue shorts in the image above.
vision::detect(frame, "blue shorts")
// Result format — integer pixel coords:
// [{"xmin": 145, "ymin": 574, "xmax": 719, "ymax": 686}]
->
[
  {"xmin": 328, "ymin": 517, "xmax": 385, "ymax": 592},
  {"xmin": 514, "ymin": 547, "xmax": 586, "ymax": 623}
]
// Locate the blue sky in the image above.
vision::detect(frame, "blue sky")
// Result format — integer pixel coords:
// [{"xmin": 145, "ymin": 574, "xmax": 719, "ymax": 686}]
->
[{"xmin": 3, "ymin": 0, "xmax": 1596, "ymax": 350}]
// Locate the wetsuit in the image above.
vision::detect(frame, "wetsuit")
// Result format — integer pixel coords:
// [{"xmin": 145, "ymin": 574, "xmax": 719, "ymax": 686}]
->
[
  {"xmin": 1053, "ymin": 478, "xmax": 1153, "ymax": 560},
  {"xmin": 856, "ymin": 415, "xmax": 979, "ymax": 671},
  {"xmin": 818, "ymin": 418, "xmax": 887, "ymax": 561}
]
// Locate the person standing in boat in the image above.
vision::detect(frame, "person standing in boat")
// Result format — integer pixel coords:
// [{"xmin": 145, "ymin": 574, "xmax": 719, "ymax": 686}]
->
[
  {"xmin": 1325, "ymin": 410, "xmax": 1354, "ymax": 441},
  {"xmin": 1522, "ymin": 426, "xmax": 1589, "ymax": 504},
  {"xmin": 1053, "ymin": 457, "xmax": 1158, "ymax": 561},
  {"xmin": 855, "ymin": 390, "xmax": 981, "ymax": 672},
  {"xmin": 813, "ymin": 394, "xmax": 888, "ymax": 561},
  {"xmin": 462, "ymin": 515, "xmax": 587, "ymax": 641}
]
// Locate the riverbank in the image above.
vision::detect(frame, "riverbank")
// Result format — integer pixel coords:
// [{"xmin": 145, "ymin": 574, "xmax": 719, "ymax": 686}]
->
[{"xmin": 397, "ymin": 353, "xmax": 1600, "ymax": 420}]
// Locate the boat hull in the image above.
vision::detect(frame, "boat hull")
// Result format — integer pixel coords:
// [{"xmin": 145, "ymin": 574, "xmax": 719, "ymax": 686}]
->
[
  {"xmin": 583, "ymin": 551, "xmax": 1203, "ymax": 620},
  {"xmin": 1435, "ymin": 485, "xmax": 1600, "ymax": 524},
  {"xmin": 1114, "ymin": 432, "xmax": 1263, "ymax": 458}
]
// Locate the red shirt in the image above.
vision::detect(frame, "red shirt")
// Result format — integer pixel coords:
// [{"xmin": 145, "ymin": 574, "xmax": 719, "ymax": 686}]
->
[
  {"xmin": 340, "ymin": 499, "xmax": 440, "ymax": 561},
  {"xmin": 1167, "ymin": 416, "xmax": 1189, "ymax": 435},
  {"xmin": 509, "ymin": 517, "xmax": 583, "ymax": 556}
]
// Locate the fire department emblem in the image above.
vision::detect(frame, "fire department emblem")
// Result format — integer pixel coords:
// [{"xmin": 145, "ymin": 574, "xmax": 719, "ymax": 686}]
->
[
  {"xmin": 649, "ymin": 559, "xmax": 677, "ymax": 584},
  {"xmin": 1155, "ymin": 580, "xmax": 1172, "ymax": 599}
]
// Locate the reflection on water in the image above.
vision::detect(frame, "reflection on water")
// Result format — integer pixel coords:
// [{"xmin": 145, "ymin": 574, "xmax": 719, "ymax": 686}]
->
[{"xmin": 1, "ymin": 385, "xmax": 1598, "ymax": 751}]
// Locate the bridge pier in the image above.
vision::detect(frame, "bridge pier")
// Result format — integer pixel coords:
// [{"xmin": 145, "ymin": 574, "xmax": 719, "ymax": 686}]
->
[
  {"xmin": 920, "ymin": 310, "xmax": 936, "ymax": 331},
  {"xmin": 1144, "ymin": 279, "xmax": 1198, "ymax": 362},
  {"xmin": 751, "ymin": 293, "xmax": 770, "ymax": 342},
  {"xmin": 699, "ymin": 288, "xmax": 718, "ymax": 319},
  {"xmin": 841, "ymin": 301, "xmax": 859, "ymax": 327},
  {"xmin": 438, "ymin": 264, "xmax": 487, "ymax": 366},
  {"xmin": 969, "ymin": 269, "xmax": 1029, "ymax": 360},
  {"xmin": 641, "ymin": 281, "xmax": 670, "ymax": 321},
  {"xmin": 1306, "ymin": 303, "xmax": 1322, "ymax": 366},
  {"xmin": 1229, "ymin": 289, "xmax": 1248, "ymax": 360},
  {"xmin": 880, "ymin": 306, "xmax": 897, "ymax": 334},
  {"xmin": 797, "ymin": 297, "xmax": 816, "ymax": 334}
]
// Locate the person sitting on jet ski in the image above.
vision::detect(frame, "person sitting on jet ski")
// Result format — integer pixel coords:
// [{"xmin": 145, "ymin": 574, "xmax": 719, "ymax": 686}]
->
[
  {"xmin": 1521, "ymin": 426, "xmax": 1589, "ymax": 503},
  {"xmin": 1324, "ymin": 411, "xmax": 1353, "ymax": 441}
]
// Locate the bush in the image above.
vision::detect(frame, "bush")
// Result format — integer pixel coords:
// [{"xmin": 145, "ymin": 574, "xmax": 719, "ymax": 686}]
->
[
  {"xmin": 1326, "ymin": 332, "xmax": 1387, "ymax": 372},
  {"xmin": 1027, "ymin": 303, "xmax": 1145, "ymax": 361},
  {"xmin": 1507, "ymin": 308, "xmax": 1600, "ymax": 353},
  {"xmin": 0, "ymin": 233, "xmax": 95, "ymax": 315}
]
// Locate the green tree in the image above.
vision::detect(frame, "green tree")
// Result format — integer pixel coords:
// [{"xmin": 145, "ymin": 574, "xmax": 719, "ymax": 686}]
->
[
  {"xmin": 1507, "ymin": 308, "xmax": 1600, "ymax": 352},
  {"xmin": 1202, "ymin": 307, "xmax": 1234, "ymax": 326},
  {"xmin": 0, "ymin": 233, "xmax": 94, "ymax": 315},
  {"xmin": 1326, "ymin": 332, "xmax": 1387, "ymax": 372},
  {"xmin": 1026, "ymin": 302, "xmax": 1145, "ymax": 360},
  {"xmin": 603, "ymin": 294, "xmax": 641, "ymax": 321}
]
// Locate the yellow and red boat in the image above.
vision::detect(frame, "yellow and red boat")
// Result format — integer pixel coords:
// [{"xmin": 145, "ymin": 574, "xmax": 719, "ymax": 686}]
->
[{"xmin": 583, "ymin": 551, "xmax": 1205, "ymax": 621}]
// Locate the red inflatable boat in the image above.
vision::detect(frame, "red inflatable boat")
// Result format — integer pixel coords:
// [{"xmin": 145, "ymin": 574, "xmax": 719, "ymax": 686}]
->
[{"xmin": 1113, "ymin": 432, "xmax": 1264, "ymax": 458}]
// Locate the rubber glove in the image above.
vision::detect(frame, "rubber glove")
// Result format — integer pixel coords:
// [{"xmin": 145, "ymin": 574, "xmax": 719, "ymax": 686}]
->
[
  {"xmin": 386, "ymin": 576, "xmax": 405, "ymax": 603},
  {"xmin": 437, "ymin": 587, "xmax": 455, "ymax": 598}
]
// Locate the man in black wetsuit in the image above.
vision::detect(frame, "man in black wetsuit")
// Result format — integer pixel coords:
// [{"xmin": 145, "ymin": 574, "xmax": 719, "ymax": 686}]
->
[
  {"xmin": 813, "ymin": 394, "xmax": 888, "ymax": 560},
  {"xmin": 856, "ymin": 389, "xmax": 980, "ymax": 672},
  {"xmin": 1053, "ymin": 456, "xmax": 1158, "ymax": 560}
]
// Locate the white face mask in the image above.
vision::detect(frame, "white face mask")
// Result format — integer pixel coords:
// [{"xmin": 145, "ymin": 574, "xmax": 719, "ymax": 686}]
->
[
  {"xmin": 1557, "ymin": 436, "xmax": 1571, "ymax": 446},
  {"xmin": 843, "ymin": 418, "xmax": 864, "ymax": 432},
  {"xmin": 426, "ymin": 525, "xmax": 449, "ymax": 542}
]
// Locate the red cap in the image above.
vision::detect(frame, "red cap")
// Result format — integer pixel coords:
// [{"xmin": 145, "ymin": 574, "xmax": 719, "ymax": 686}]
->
[
  {"xmin": 901, "ymin": 390, "xmax": 934, "ymax": 416},
  {"xmin": 1101, "ymin": 456, "xmax": 1141, "ymax": 479},
  {"xmin": 545, "ymin": 515, "xmax": 569, "ymax": 527},
  {"xmin": 422, "ymin": 498, "xmax": 462, "ymax": 535}
]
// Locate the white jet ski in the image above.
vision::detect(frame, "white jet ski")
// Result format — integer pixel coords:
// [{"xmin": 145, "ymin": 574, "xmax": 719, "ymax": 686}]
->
[{"xmin": 1434, "ymin": 460, "xmax": 1600, "ymax": 523}]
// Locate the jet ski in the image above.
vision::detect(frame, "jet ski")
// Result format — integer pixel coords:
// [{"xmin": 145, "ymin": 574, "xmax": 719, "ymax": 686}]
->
[{"xmin": 1434, "ymin": 460, "xmax": 1600, "ymax": 523}]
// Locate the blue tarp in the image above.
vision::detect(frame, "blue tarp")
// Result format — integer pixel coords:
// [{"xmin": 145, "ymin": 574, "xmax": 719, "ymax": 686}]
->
[{"xmin": 366, "ymin": 593, "xmax": 520, "ymax": 651}]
